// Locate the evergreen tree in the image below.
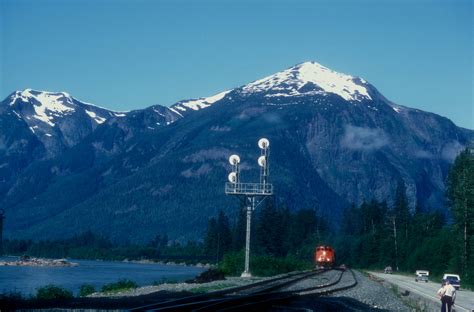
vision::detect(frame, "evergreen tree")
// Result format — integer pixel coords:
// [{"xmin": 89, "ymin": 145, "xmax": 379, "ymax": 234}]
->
[
  {"xmin": 287, "ymin": 209, "xmax": 318, "ymax": 253},
  {"xmin": 148, "ymin": 233, "xmax": 168, "ymax": 250},
  {"xmin": 231, "ymin": 205, "xmax": 247, "ymax": 251},
  {"xmin": 255, "ymin": 199, "xmax": 287, "ymax": 257},
  {"xmin": 161, "ymin": 233, "xmax": 168, "ymax": 248},
  {"xmin": 279, "ymin": 204, "xmax": 292, "ymax": 252},
  {"xmin": 204, "ymin": 217, "xmax": 218, "ymax": 256},
  {"xmin": 341, "ymin": 203, "xmax": 362, "ymax": 236},
  {"xmin": 446, "ymin": 149, "xmax": 474, "ymax": 282},
  {"xmin": 391, "ymin": 179, "xmax": 411, "ymax": 270},
  {"xmin": 394, "ymin": 179, "xmax": 411, "ymax": 240},
  {"xmin": 204, "ymin": 211, "xmax": 232, "ymax": 262},
  {"xmin": 217, "ymin": 210, "xmax": 232, "ymax": 257}
]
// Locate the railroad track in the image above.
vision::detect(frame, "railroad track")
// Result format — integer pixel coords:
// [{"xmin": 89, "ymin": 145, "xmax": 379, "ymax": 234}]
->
[
  {"xmin": 129, "ymin": 270, "xmax": 323, "ymax": 312},
  {"xmin": 129, "ymin": 268, "xmax": 358, "ymax": 312}
]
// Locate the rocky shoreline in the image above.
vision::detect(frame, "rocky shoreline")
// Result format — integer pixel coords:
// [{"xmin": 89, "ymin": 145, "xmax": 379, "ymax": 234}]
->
[
  {"xmin": 0, "ymin": 256, "xmax": 78, "ymax": 267},
  {"xmin": 121, "ymin": 259, "xmax": 213, "ymax": 269}
]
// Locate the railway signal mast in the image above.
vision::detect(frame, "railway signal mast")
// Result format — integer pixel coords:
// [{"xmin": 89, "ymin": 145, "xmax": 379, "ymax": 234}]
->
[{"xmin": 225, "ymin": 138, "xmax": 273, "ymax": 278}]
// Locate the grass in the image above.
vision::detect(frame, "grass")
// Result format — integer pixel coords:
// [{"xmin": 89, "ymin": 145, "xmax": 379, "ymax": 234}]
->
[
  {"xmin": 101, "ymin": 279, "xmax": 138, "ymax": 294},
  {"xmin": 152, "ymin": 277, "xmax": 180, "ymax": 285},
  {"xmin": 189, "ymin": 283, "xmax": 239, "ymax": 293}
]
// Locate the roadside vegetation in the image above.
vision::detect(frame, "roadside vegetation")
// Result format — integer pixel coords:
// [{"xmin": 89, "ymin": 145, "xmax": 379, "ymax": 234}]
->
[{"xmin": 334, "ymin": 149, "xmax": 473, "ymax": 289}]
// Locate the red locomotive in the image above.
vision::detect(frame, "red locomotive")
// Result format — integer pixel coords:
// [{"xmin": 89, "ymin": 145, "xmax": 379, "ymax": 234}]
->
[{"xmin": 314, "ymin": 245, "xmax": 335, "ymax": 268}]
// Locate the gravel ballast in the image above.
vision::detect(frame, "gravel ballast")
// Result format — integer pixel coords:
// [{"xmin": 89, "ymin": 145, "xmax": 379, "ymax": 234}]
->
[{"xmin": 330, "ymin": 271, "xmax": 411, "ymax": 311}]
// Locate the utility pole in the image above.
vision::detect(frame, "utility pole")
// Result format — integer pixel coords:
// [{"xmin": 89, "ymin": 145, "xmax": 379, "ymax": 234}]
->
[{"xmin": 225, "ymin": 138, "xmax": 273, "ymax": 278}]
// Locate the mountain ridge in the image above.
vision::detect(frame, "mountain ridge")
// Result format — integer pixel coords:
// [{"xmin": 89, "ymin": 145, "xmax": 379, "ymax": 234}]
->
[{"xmin": 1, "ymin": 61, "xmax": 472, "ymax": 243}]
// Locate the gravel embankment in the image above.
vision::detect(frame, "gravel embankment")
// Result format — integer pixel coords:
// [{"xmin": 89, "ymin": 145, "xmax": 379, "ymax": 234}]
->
[
  {"xmin": 89, "ymin": 276, "xmax": 270, "ymax": 298},
  {"xmin": 330, "ymin": 271, "xmax": 411, "ymax": 311},
  {"xmin": 277, "ymin": 270, "xmax": 410, "ymax": 311},
  {"xmin": 88, "ymin": 270, "xmax": 413, "ymax": 311}
]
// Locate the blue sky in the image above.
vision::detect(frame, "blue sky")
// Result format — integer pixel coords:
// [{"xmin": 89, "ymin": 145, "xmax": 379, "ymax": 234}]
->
[{"xmin": 1, "ymin": 0, "xmax": 472, "ymax": 129}]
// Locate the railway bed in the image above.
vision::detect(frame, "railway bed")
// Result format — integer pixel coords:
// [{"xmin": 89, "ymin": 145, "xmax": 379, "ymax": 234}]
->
[
  {"xmin": 128, "ymin": 269, "xmax": 359, "ymax": 312},
  {"xmin": 2, "ymin": 270, "xmax": 414, "ymax": 311}
]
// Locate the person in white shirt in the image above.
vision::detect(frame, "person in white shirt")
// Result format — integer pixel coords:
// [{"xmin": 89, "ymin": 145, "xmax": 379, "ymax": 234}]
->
[{"xmin": 437, "ymin": 280, "xmax": 456, "ymax": 312}]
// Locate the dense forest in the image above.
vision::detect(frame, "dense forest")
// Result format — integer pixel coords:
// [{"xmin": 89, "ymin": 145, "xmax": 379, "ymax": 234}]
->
[
  {"xmin": 2, "ymin": 149, "xmax": 473, "ymax": 286},
  {"xmin": 203, "ymin": 149, "xmax": 473, "ymax": 286}
]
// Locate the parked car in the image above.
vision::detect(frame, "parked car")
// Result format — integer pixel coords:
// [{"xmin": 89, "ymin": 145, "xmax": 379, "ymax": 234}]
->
[
  {"xmin": 415, "ymin": 270, "xmax": 429, "ymax": 282},
  {"xmin": 384, "ymin": 266, "xmax": 393, "ymax": 274},
  {"xmin": 442, "ymin": 273, "xmax": 461, "ymax": 290}
]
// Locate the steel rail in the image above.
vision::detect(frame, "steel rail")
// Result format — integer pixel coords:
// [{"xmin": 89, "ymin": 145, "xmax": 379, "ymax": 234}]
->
[
  {"xmin": 128, "ymin": 270, "xmax": 324, "ymax": 312},
  {"xmin": 194, "ymin": 269, "xmax": 358, "ymax": 312},
  {"xmin": 302, "ymin": 267, "xmax": 358, "ymax": 296}
]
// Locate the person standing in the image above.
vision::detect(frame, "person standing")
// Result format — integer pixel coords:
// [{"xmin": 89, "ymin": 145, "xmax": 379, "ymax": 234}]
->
[{"xmin": 437, "ymin": 280, "xmax": 456, "ymax": 312}]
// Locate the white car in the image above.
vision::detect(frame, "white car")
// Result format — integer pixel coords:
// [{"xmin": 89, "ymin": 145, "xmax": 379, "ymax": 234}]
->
[{"xmin": 415, "ymin": 270, "xmax": 429, "ymax": 282}]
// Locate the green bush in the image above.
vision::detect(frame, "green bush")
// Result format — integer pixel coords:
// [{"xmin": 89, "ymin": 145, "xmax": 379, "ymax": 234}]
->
[
  {"xmin": 36, "ymin": 285, "xmax": 73, "ymax": 300},
  {"xmin": 101, "ymin": 279, "xmax": 138, "ymax": 293},
  {"xmin": 251, "ymin": 255, "xmax": 310, "ymax": 276},
  {"xmin": 219, "ymin": 251, "xmax": 244, "ymax": 276},
  {"xmin": 79, "ymin": 284, "xmax": 96, "ymax": 297}
]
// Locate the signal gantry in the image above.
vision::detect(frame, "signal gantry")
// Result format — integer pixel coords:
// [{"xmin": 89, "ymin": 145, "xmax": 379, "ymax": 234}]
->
[{"xmin": 225, "ymin": 138, "xmax": 273, "ymax": 277}]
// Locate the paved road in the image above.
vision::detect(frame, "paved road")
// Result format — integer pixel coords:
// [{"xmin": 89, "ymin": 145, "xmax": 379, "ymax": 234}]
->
[{"xmin": 369, "ymin": 272, "xmax": 474, "ymax": 312}]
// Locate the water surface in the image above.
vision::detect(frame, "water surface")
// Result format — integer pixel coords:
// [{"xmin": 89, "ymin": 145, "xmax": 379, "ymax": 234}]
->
[{"xmin": 0, "ymin": 256, "xmax": 205, "ymax": 296}]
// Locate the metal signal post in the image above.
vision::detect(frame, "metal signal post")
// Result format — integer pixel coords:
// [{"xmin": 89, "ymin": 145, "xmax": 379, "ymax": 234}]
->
[{"xmin": 225, "ymin": 138, "xmax": 273, "ymax": 278}]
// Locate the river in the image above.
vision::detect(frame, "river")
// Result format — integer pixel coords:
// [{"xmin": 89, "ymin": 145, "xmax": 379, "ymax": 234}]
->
[{"xmin": 0, "ymin": 256, "xmax": 205, "ymax": 297}]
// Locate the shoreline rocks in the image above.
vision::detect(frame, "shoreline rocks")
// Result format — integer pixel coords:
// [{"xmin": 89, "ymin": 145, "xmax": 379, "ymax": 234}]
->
[{"xmin": 0, "ymin": 257, "xmax": 78, "ymax": 267}]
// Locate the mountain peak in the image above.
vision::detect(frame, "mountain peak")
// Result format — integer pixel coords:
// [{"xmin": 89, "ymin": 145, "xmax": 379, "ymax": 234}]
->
[
  {"xmin": 8, "ymin": 89, "xmax": 76, "ymax": 126},
  {"xmin": 241, "ymin": 61, "xmax": 372, "ymax": 102},
  {"xmin": 10, "ymin": 88, "xmax": 74, "ymax": 106},
  {"xmin": 7, "ymin": 89, "xmax": 117, "ymax": 127}
]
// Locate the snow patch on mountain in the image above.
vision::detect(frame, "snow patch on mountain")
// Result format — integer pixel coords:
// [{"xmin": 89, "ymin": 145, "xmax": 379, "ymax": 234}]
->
[
  {"xmin": 173, "ymin": 90, "xmax": 231, "ymax": 112},
  {"xmin": 8, "ymin": 89, "xmax": 115, "ymax": 126},
  {"xmin": 11, "ymin": 89, "xmax": 76, "ymax": 126},
  {"xmin": 85, "ymin": 110, "xmax": 106, "ymax": 124},
  {"xmin": 169, "ymin": 107, "xmax": 184, "ymax": 117},
  {"xmin": 241, "ymin": 61, "xmax": 372, "ymax": 102}
]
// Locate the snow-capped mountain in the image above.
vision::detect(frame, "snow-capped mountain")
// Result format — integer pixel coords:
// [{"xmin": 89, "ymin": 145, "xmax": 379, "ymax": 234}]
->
[
  {"xmin": 171, "ymin": 90, "xmax": 232, "ymax": 114},
  {"xmin": 170, "ymin": 61, "xmax": 373, "ymax": 115},
  {"xmin": 240, "ymin": 61, "xmax": 372, "ymax": 101},
  {"xmin": 5, "ymin": 89, "xmax": 122, "ymax": 154},
  {"xmin": 9, "ymin": 89, "xmax": 114, "ymax": 126},
  {"xmin": 2, "ymin": 89, "xmax": 185, "ymax": 156},
  {"xmin": 1, "ymin": 61, "xmax": 472, "ymax": 243}
]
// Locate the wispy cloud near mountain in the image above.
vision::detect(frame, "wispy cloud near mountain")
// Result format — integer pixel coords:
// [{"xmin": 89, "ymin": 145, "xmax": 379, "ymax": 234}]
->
[{"xmin": 340, "ymin": 125, "xmax": 389, "ymax": 151}]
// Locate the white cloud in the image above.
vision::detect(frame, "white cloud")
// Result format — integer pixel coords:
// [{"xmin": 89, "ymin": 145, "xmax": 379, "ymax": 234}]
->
[
  {"xmin": 340, "ymin": 125, "xmax": 389, "ymax": 151},
  {"xmin": 441, "ymin": 140, "xmax": 464, "ymax": 162}
]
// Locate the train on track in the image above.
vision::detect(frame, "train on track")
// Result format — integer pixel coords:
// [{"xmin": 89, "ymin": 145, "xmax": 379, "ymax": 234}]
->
[{"xmin": 314, "ymin": 245, "xmax": 335, "ymax": 268}]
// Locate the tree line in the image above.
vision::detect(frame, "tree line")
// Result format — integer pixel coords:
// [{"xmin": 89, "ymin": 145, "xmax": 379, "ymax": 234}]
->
[
  {"xmin": 205, "ymin": 149, "xmax": 473, "ymax": 286},
  {"xmin": 203, "ymin": 201, "xmax": 329, "ymax": 262},
  {"xmin": 2, "ymin": 230, "xmax": 213, "ymax": 264},
  {"xmin": 2, "ymin": 149, "xmax": 472, "ymax": 286}
]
